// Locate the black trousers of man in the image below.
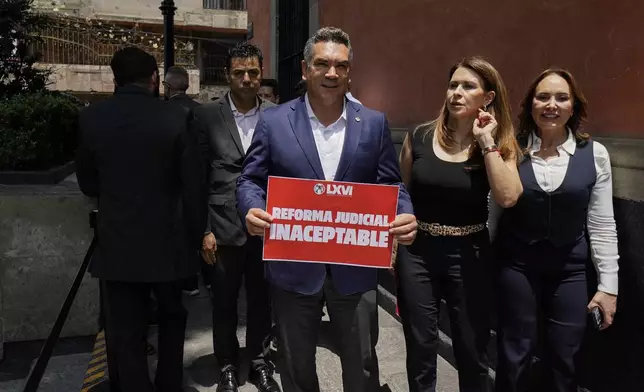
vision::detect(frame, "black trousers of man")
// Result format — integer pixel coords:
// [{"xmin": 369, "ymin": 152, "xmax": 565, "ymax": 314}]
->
[
  {"xmin": 207, "ymin": 237, "xmax": 272, "ymax": 370},
  {"xmin": 102, "ymin": 280, "xmax": 187, "ymax": 392},
  {"xmin": 272, "ymin": 275, "xmax": 380, "ymax": 392}
]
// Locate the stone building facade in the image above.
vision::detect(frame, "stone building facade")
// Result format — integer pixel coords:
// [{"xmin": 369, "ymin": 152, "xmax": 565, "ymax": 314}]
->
[{"xmin": 33, "ymin": 0, "xmax": 254, "ymax": 100}]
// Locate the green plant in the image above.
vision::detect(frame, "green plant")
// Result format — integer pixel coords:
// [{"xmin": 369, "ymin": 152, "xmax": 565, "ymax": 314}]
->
[
  {"xmin": 0, "ymin": 92, "xmax": 80, "ymax": 170},
  {"xmin": 0, "ymin": 0, "xmax": 51, "ymax": 98}
]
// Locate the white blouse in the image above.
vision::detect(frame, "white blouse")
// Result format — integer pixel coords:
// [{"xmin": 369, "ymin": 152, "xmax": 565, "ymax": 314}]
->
[{"xmin": 488, "ymin": 131, "xmax": 619, "ymax": 295}]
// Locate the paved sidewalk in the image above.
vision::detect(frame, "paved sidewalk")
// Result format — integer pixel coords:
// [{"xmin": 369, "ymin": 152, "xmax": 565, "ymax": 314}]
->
[
  {"xmin": 0, "ymin": 287, "xmax": 460, "ymax": 392},
  {"xmin": 168, "ymin": 288, "xmax": 460, "ymax": 392}
]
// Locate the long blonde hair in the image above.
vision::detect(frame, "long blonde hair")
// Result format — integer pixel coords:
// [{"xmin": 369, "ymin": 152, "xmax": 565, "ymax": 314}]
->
[{"xmin": 416, "ymin": 56, "xmax": 520, "ymax": 161}]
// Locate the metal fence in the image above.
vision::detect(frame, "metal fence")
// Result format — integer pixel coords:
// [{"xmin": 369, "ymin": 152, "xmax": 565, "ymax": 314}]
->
[
  {"xmin": 203, "ymin": 0, "xmax": 247, "ymax": 11},
  {"xmin": 200, "ymin": 39, "xmax": 239, "ymax": 85},
  {"xmin": 34, "ymin": 16, "xmax": 196, "ymax": 67},
  {"xmin": 202, "ymin": 56, "xmax": 228, "ymax": 85}
]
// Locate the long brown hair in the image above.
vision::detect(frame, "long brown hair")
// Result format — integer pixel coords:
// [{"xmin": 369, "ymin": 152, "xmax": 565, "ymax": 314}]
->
[
  {"xmin": 517, "ymin": 68, "xmax": 589, "ymax": 146},
  {"xmin": 415, "ymin": 56, "xmax": 520, "ymax": 161}
]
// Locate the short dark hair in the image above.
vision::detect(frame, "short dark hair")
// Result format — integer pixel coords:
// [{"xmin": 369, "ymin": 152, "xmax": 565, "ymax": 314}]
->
[
  {"xmin": 226, "ymin": 41, "xmax": 263, "ymax": 70},
  {"xmin": 110, "ymin": 46, "xmax": 158, "ymax": 87},
  {"xmin": 260, "ymin": 78, "xmax": 279, "ymax": 94},
  {"xmin": 165, "ymin": 66, "xmax": 190, "ymax": 90},
  {"xmin": 304, "ymin": 27, "xmax": 353, "ymax": 64}
]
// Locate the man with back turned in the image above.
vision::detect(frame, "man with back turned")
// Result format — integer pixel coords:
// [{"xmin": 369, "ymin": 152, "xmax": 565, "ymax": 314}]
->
[{"xmin": 76, "ymin": 47, "xmax": 205, "ymax": 392}]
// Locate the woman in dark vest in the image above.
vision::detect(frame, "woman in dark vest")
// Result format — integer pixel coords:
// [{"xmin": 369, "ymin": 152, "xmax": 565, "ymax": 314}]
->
[
  {"xmin": 397, "ymin": 57, "xmax": 523, "ymax": 392},
  {"xmin": 493, "ymin": 69, "xmax": 619, "ymax": 392}
]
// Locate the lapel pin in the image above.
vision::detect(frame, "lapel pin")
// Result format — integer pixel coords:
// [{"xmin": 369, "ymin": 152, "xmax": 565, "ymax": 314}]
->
[{"xmin": 355, "ymin": 117, "xmax": 361, "ymax": 122}]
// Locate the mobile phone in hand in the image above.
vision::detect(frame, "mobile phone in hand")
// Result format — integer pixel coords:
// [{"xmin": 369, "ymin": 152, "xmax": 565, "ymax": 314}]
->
[{"xmin": 590, "ymin": 306, "xmax": 603, "ymax": 331}]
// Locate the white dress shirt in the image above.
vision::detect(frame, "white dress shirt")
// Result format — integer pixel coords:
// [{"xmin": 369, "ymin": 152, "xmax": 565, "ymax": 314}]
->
[
  {"xmin": 305, "ymin": 93, "xmax": 347, "ymax": 181},
  {"xmin": 228, "ymin": 94, "xmax": 260, "ymax": 153},
  {"xmin": 488, "ymin": 130, "xmax": 619, "ymax": 294}
]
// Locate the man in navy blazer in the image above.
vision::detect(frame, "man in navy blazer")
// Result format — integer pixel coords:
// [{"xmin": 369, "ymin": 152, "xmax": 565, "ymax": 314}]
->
[{"xmin": 237, "ymin": 27, "xmax": 416, "ymax": 392}]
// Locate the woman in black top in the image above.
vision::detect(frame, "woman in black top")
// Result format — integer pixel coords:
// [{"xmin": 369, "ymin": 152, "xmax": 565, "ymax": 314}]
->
[{"xmin": 397, "ymin": 57, "xmax": 523, "ymax": 392}]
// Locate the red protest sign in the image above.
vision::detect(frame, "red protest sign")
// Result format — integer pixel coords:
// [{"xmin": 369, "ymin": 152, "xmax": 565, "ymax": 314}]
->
[{"xmin": 263, "ymin": 176, "xmax": 399, "ymax": 268}]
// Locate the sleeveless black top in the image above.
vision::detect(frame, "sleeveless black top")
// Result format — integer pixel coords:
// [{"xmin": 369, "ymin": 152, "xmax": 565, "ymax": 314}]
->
[{"xmin": 408, "ymin": 126, "xmax": 490, "ymax": 226}]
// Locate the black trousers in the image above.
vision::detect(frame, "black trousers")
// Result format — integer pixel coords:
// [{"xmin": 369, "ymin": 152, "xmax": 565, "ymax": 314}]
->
[
  {"xmin": 182, "ymin": 262, "xmax": 214, "ymax": 291},
  {"xmin": 102, "ymin": 279, "xmax": 187, "ymax": 392},
  {"xmin": 396, "ymin": 231, "xmax": 493, "ymax": 392},
  {"xmin": 207, "ymin": 239, "xmax": 272, "ymax": 370},
  {"xmin": 495, "ymin": 238, "xmax": 589, "ymax": 392},
  {"xmin": 272, "ymin": 277, "xmax": 380, "ymax": 392}
]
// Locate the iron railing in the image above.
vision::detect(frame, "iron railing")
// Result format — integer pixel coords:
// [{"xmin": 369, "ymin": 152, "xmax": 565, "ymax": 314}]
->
[
  {"xmin": 33, "ymin": 16, "xmax": 196, "ymax": 67},
  {"xmin": 22, "ymin": 211, "xmax": 98, "ymax": 392},
  {"xmin": 202, "ymin": 53, "xmax": 227, "ymax": 85},
  {"xmin": 203, "ymin": 0, "xmax": 247, "ymax": 11}
]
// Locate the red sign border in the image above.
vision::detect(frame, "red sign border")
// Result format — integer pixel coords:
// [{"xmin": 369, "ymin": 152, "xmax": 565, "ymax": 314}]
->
[{"xmin": 261, "ymin": 176, "xmax": 400, "ymax": 269}]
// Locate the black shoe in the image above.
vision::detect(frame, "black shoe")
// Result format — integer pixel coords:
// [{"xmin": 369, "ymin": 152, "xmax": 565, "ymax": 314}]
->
[
  {"xmin": 269, "ymin": 335, "xmax": 278, "ymax": 354},
  {"xmin": 216, "ymin": 367, "xmax": 239, "ymax": 392},
  {"xmin": 249, "ymin": 365, "xmax": 281, "ymax": 392}
]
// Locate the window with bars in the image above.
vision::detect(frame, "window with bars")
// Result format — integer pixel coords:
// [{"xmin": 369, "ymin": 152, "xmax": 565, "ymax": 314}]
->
[{"xmin": 203, "ymin": 0, "xmax": 247, "ymax": 11}]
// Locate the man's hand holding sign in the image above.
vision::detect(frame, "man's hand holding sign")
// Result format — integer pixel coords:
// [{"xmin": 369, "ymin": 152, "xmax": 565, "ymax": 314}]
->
[
  {"xmin": 247, "ymin": 208, "xmax": 416, "ymax": 245},
  {"xmin": 245, "ymin": 177, "xmax": 417, "ymax": 268}
]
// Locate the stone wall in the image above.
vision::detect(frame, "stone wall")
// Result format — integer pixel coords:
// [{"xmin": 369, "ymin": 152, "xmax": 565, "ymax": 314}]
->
[
  {"xmin": 0, "ymin": 176, "xmax": 99, "ymax": 361},
  {"xmin": 41, "ymin": 64, "xmax": 201, "ymax": 95},
  {"xmin": 198, "ymin": 85, "xmax": 229, "ymax": 102},
  {"xmin": 34, "ymin": 0, "xmax": 247, "ymax": 30}
]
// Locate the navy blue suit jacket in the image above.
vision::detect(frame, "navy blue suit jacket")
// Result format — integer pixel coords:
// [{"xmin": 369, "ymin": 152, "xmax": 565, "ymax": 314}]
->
[{"xmin": 236, "ymin": 96, "xmax": 413, "ymax": 295}]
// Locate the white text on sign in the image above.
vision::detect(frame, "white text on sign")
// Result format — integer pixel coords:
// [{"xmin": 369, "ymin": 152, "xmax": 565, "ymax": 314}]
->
[{"xmin": 269, "ymin": 207, "xmax": 391, "ymax": 248}]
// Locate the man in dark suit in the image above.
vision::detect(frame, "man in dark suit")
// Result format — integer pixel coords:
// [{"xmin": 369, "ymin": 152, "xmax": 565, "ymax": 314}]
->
[
  {"xmin": 164, "ymin": 66, "xmax": 201, "ymax": 111},
  {"xmin": 76, "ymin": 47, "xmax": 205, "ymax": 392},
  {"xmin": 193, "ymin": 42, "xmax": 280, "ymax": 392},
  {"xmin": 164, "ymin": 65, "xmax": 213, "ymax": 296},
  {"xmin": 237, "ymin": 27, "xmax": 417, "ymax": 392}
]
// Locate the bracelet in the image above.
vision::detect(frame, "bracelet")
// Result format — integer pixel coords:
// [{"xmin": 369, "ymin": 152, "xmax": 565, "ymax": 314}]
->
[{"xmin": 482, "ymin": 145, "xmax": 499, "ymax": 156}]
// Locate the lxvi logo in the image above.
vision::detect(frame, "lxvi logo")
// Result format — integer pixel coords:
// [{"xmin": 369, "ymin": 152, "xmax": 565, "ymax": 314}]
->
[
  {"xmin": 313, "ymin": 183, "xmax": 326, "ymax": 195},
  {"xmin": 327, "ymin": 184, "xmax": 353, "ymax": 196},
  {"xmin": 315, "ymin": 183, "xmax": 354, "ymax": 196}
]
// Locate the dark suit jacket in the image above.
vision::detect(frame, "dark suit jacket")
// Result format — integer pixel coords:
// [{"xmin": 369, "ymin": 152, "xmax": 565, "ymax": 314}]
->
[
  {"xmin": 193, "ymin": 95, "xmax": 275, "ymax": 247},
  {"xmin": 169, "ymin": 93, "xmax": 201, "ymax": 111},
  {"xmin": 236, "ymin": 96, "xmax": 413, "ymax": 295},
  {"xmin": 76, "ymin": 85, "xmax": 206, "ymax": 282}
]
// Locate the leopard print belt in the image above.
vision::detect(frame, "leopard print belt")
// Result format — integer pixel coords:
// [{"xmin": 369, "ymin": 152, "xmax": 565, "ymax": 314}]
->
[{"xmin": 417, "ymin": 220, "xmax": 486, "ymax": 237}]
